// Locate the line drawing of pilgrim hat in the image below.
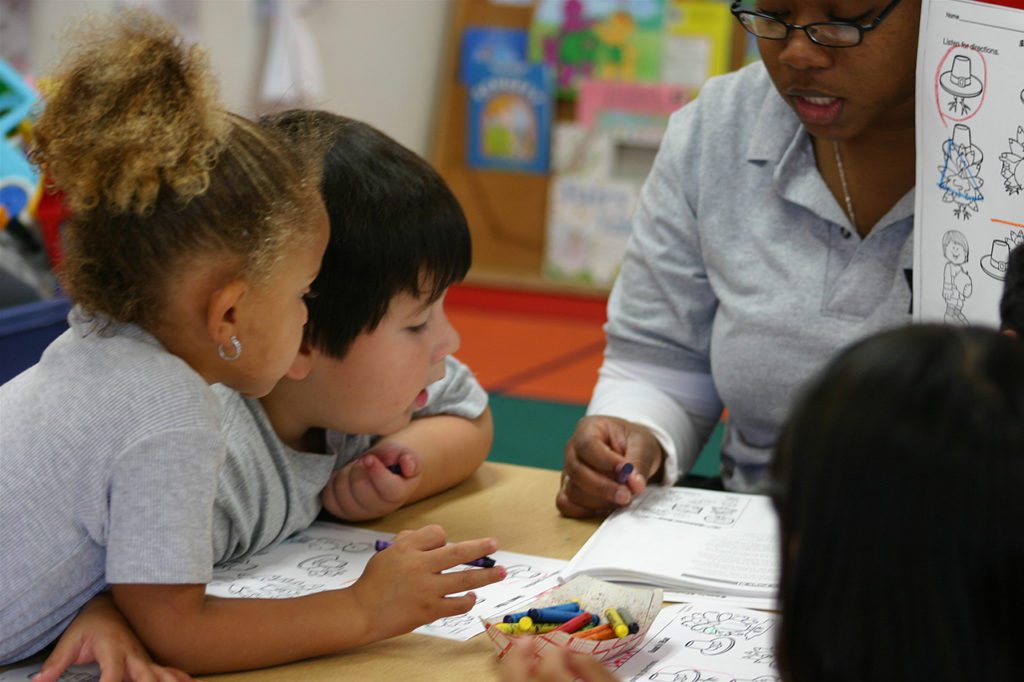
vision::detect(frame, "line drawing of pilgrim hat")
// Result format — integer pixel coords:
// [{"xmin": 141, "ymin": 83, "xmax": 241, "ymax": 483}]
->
[
  {"xmin": 981, "ymin": 239, "xmax": 1011, "ymax": 280},
  {"xmin": 940, "ymin": 55, "xmax": 983, "ymax": 98}
]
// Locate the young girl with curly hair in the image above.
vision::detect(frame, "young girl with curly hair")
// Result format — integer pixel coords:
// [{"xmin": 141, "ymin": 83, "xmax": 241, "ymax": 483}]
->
[{"xmin": 0, "ymin": 11, "xmax": 501, "ymax": 678}]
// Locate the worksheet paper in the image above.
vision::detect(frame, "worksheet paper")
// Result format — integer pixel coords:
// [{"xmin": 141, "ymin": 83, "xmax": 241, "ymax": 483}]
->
[
  {"xmin": 612, "ymin": 601, "xmax": 780, "ymax": 681},
  {"xmin": 204, "ymin": 521, "xmax": 567, "ymax": 641},
  {"xmin": 562, "ymin": 487, "xmax": 780, "ymax": 601},
  {"xmin": 914, "ymin": 0, "xmax": 1024, "ymax": 327}
]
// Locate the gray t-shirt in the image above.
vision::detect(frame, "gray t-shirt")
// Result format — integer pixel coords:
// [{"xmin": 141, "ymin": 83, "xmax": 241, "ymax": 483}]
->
[
  {"xmin": 598, "ymin": 61, "xmax": 914, "ymax": 492},
  {"xmin": 0, "ymin": 309, "xmax": 224, "ymax": 664},
  {"xmin": 210, "ymin": 355, "xmax": 488, "ymax": 565}
]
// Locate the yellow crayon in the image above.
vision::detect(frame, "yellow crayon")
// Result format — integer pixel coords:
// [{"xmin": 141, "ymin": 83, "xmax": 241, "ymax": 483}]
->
[
  {"xmin": 517, "ymin": 616, "xmax": 534, "ymax": 631},
  {"xmin": 495, "ymin": 622, "xmax": 518, "ymax": 634},
  {"xmin": 520, "ymin": 622, "xmax": 560, "ymax": 634},
  {"xmin": 605, "ymin": 608, "xmax": 630, "ymax": 638}
]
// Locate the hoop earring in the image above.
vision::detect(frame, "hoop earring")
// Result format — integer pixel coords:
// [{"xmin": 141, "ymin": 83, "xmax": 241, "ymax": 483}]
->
[{"xmin": 217, "ymin": 335, "xmax": 242, "ymax": 362}]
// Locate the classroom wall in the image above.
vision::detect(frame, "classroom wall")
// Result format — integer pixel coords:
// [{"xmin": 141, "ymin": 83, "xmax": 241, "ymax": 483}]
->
[{"xmin": 23, "ymin": 0, "xmax": 453, "ymax": 157}]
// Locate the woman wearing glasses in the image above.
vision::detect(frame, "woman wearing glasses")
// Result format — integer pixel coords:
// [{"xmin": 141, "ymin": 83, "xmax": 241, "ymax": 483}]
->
[{"xmin": 558, "ymin": 0, "xmax": 921, "ymax": 516}]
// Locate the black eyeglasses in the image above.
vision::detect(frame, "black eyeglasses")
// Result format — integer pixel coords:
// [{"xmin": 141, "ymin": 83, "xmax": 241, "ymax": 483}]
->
[{"xmin": 730, "ymin": 0, "xmax": 904, "ymax": 48}]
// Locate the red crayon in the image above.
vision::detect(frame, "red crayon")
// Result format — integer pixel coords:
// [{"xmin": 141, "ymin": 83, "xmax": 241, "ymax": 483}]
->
[{"xmin": 554, "ymin": 611, "xmax": 595, "ymax": 634}]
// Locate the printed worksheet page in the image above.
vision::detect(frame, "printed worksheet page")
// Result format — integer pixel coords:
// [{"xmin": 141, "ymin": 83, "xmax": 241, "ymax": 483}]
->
[
  {"xmin": 562, "ymin": 488, "xmax": 779, "ymax": 599},
  {"xmin": 914, "ymin": 0, "xmax": 1024, "ymax": 326}
]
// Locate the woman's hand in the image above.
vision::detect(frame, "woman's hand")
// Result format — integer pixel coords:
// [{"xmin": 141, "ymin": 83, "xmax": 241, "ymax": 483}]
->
[
  {"xmin": 557, "ymin": 415, "xmax": 665, "ymax": 518},
  {"xmin": 35, "ymin": 592, "xmax": 192, "ymax": 682}
]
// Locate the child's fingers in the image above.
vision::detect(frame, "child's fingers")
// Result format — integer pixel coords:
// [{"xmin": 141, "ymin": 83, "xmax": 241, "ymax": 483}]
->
[
  {"xmin": 438, "ymin": 565, "xmax": 505, "ymax": 595},
  {"xmin": 95, "ymin": 657, "xmax": 125, "ymax": 682},
  {"xmin": 434, "ymin": 592, "xmax": 478, "ymax": 618},
  {"xmin": 426, "ymin": 536, "xmax": 498, "ymax": 573},
  {"xmin": 394, "ymin": 524, "xmax": 447, "ymax": 551},
  {"xmin": 566, "ymin": 651, "xmax": 618, "ymax": 682},
  {"xmin": 361, "ymin": 456, "xmax": 415, "ymax": 503},
  {"xmin": 34, "ymin": 641, "xmax": 80, "ymax": 682}
]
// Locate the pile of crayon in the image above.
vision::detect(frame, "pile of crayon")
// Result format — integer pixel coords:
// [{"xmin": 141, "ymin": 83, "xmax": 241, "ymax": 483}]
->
[{"xmin": 492, "ymin": 600, "xmax": 640, "ymax": 641}]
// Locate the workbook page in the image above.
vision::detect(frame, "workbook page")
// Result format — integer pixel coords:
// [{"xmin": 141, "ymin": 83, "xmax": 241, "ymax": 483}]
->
[{"xmin": 563, "ymin": 488, "xmax": 780, "ymax": 599}]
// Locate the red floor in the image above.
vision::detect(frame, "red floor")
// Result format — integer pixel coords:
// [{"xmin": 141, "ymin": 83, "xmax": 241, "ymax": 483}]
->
[{"xmin": 446, "ymin": 283, "xmax": 607, "ymax": 405}]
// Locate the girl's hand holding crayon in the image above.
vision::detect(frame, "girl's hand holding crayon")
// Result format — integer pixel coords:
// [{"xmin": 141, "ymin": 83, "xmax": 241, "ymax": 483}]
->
[
  {"xmin": 557, "ymin": 416, "xmax": 662, "ymax": 519},
  {"xmin": 352, "ymin": 525, "xmax": 505, "ymax": 641},
  {"xmin": 34, "ymin": 592, "xmax": 192, "ymax": 682},
  {"xmin": 321, "ymin": 442, "xmax": 423, "ymax": 521}
]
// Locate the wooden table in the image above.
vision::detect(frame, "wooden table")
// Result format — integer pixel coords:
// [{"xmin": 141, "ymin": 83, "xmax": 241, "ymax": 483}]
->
[{"xmin": 205, "ymin": 462, "xmax": 600, "ymax": 682}]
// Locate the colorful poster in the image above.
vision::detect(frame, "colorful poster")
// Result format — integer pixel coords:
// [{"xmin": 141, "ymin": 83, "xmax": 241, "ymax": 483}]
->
[
  {"xmin": 662, "ymin": 0, "xmax": 734, "ymax": 91},
  {"xmin": 914, "ymin": 0, "xmax": 1024, "ymax": 327},
  {"xmin": 530, "ymin": 0, "xmax": 667, "ymax": 98}
]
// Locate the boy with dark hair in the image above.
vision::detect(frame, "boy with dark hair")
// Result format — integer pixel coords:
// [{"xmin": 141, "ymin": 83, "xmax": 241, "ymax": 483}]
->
[
  {"xmin": 209, "ymin": 110, "xmax": 493, "ymax": 561},
  {"xmin": 1000, "ymin": 242, "xmax": 1024, "ymax": 338}
]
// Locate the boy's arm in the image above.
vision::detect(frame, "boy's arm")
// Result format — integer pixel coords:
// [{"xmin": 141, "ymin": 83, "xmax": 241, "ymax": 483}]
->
[
  {"xmin": 111, "ymin": 526, "xmax": 503, "ymax": 674},
  {"xmin": 379, "ymin": 406, "xmax": 493, "ymax": 504},
  {"xmin": 319, "ymin": 408, "xmax": 492, "ymax": 521}
]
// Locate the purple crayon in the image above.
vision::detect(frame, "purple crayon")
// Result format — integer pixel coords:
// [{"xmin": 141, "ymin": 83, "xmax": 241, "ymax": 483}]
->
[
  {"xmin": 615, "ymin": 462, "xmax": 634, "ymax": 484},
  {"xmin": 374, "ymin": 540, "xmax": 496, "ymax": 568},
  {"xmin": 386, "ymin": 463, "xmax": 403, "ymax": 475}
]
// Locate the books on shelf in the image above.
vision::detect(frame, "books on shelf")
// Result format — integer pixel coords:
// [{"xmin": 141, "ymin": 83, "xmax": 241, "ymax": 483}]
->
[
  {"xmin": 561, "ymin": 487, "xmax": 780, "ymax": 601},
  {"xmin": 465, "ymin": 58, "xmax": 554, "ymax": 174},
  {"xmin": 543, "ymin": 79, "xmax": 687, "ymax": 287}
]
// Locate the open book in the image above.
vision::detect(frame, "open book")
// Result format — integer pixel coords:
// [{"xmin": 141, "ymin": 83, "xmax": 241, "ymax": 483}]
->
[{"xmin": 562, "ymin": 487, "xmax": 780, "ymax": 601}]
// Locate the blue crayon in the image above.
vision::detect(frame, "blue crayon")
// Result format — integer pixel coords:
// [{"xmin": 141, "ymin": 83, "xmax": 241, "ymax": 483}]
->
[
  {"xmin": 502, "ymin": 601, "xmax": 580, "ymax": 623},
  {"xmin": 527, "ymin": 607, "xmax": 580, "ymax": 623},
  {"xmin": 374, "ymin": 539, "xmax": 495, "ymax": 569},
  {"xmin": 615, "ymin": 462, "xmax": 634, "ymax": 484},
  {"xmin": 387, "ymin": 463, "xmax": 403, "ymax": 475}
]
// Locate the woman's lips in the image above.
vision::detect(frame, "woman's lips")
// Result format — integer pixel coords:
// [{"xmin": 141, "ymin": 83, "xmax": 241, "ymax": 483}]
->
[{"xmin": 792, "ymin": 95, "xmax": 844, "ymax": 126}]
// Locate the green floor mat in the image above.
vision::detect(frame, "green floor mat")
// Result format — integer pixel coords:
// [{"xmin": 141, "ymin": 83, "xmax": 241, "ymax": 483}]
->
[{"xmin": 487, "ymin": 393, "xmax": 723, "ymax": 477}]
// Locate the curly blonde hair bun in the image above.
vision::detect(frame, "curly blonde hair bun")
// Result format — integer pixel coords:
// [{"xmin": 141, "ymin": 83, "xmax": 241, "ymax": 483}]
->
[
  {"xmin": 30, "ymin": 9, "xmax": 321, "ymax": 330},
  {"xmin": 33, "ymin": 10, "xmax": 230, "ymax": 215}
]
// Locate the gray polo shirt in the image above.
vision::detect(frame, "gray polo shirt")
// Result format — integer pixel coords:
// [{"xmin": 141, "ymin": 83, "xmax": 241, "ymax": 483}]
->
[
  {"xmin": 590, "ymin": 61, "xmax": 914, "ymax": 492},
  {"xmin": 211, "ymin": 355, "xmax": 488, "ymax": 564}
]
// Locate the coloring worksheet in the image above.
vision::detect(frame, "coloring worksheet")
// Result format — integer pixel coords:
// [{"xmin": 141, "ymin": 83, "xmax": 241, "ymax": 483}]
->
[
  {"xmin": 613, "ymin": 602, "xmax": 780, "ymax": 682},
  {"xmin": 914, "ymin": 0, "xmax": 1024, "ymax": 326},
  {"xmin": 562, "ymin": 488, "xmax": 779, "ymax": 601},
  {"xmin": 205, "ymin": 521, "xmax": 567, "ymax": 641}
]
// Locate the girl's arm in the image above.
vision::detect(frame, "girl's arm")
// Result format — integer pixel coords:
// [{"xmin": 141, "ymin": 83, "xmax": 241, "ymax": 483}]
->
[
  {"xmin": 110, "ymin": 526, "xmax": 503, "ymax": 674},
  {"xmin": 35, "ymin": 592, "xmax": 191, "ymax": 682}
]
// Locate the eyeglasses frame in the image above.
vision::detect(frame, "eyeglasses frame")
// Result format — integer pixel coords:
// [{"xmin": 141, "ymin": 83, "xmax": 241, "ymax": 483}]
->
[{"xmin": 729, "ymin": 0, "xmax": 905, "ymax": 48}]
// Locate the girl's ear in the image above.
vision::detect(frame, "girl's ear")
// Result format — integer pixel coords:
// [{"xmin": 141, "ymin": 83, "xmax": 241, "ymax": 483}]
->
[
  {"xmin": 1001, "ymin": 328, "xmax": 1019, "ymax": 340},
  {"xmin": 284, "ymin": 337, "xmax": 317, "ymax": 381},
  {"xmin": 206, "ymin": 278, "xmax": 248, "ymax": 348}
]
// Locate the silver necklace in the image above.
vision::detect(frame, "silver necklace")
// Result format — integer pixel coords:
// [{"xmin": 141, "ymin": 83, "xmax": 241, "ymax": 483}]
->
[{"xmin": 832, "ymin": 139, "xmax": 857, "ymax": 228}]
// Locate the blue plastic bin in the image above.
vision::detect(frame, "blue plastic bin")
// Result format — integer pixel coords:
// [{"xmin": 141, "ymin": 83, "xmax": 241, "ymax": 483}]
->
[{"xmin": 0, "ymin": 296, "xmax": 71, "ymax": 384}]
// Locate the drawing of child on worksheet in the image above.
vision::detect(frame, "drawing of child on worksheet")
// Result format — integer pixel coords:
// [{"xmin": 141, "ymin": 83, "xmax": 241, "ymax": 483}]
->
[{"xmin": 942, "ymin": 229, "xmax": 973, "ymax": 325}]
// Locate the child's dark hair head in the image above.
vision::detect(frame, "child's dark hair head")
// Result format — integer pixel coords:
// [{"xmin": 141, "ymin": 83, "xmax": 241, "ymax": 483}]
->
[
  {"xmin": 261, "ymin": 110, "xmax": 471, "ymax": 358},
  {"xmin": 31, "ymin": 10, "xmax": 320, "ymax": 330},
  {"xmin": 773, "ymin": 324, "xmax": 1024, "ymax": 682},
  {"xmin": 1000, "ymin": 242, "xmax": 1024, "ymax": 335}
]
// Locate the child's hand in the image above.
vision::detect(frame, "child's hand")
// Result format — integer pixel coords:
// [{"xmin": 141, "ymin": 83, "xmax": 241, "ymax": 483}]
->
[
  {"xmin": 35, "ymin": 592, "xmax": 192, "ymax": 682},
  {"xmin": 351, "ymin": 524, "xmax": 505, "ymax": 641},
  {"xmin": 499, "ymin": 638, "xmax": 617, "ymax": 682},
  {"xmin": 321, "ymin": 442, "xmax": 424, "ymax": 521}
]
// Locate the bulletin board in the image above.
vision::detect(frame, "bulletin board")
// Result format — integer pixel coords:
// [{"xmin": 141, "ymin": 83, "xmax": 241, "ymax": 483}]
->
[{"xmin": 431, "ymin": 0, "xmax": 750, "ymax": 292}]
